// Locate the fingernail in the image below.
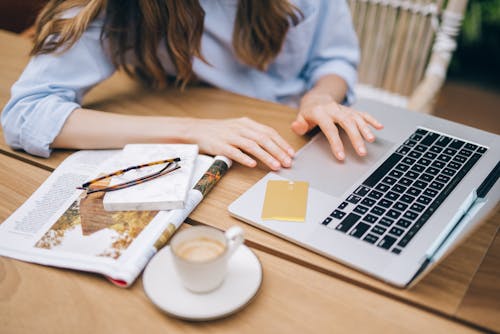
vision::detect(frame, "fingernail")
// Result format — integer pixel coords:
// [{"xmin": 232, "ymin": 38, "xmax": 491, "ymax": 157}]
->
[
  {"xmin": 272, "ymin": 161, "xmax": 281, "ymax": 169},
  {"xmin": 284, "ymin": 157, "xmax": 292, "ymax": 166},
  {"xmin": 288, "ymin": 148, "xmax": 295, "ymax": 157},
  {"xmin": 359, "ymin": 146, "xmax": 367, "ymax": 155},
  {"xmin": 337, "ymin": 151, "xmax": 345, "ymax": 160}
]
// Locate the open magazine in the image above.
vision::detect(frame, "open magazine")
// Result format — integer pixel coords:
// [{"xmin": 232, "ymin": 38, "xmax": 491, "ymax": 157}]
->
[{"xmin": 0, "ymin": 150, "xmax": 231, "ymax": 287}]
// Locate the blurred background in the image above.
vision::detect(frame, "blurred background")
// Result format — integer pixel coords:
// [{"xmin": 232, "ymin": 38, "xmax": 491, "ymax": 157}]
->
[{"xmin": 0, "ymin": 0, "xmax": 498, "ymax": 133}]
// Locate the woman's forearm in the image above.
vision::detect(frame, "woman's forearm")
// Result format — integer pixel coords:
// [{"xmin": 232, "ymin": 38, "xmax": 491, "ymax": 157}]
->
[
  {"xmin": 51, "ymin": 108, "xmax": 193, "ymax": 149},
  {"xmin": 302, "ymin": 74, "xmax": 349, "ymax": 105}
]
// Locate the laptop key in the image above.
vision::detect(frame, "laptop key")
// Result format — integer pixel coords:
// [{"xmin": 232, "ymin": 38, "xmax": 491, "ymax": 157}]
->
[
  {"xmin": 415, "ymin": 128, "xmax": 428, "ymax": 136},
  {"xmin": 389, "ymin": 226, "xmax": 404, "ymax": 237},
  {"xmin": 386, "ymin": 209, "xmax": 401, "ymax": 219},
  {"xmin": 396, "ymin": 145, "xmax": 411, "ymax": 155},
  {"xmin": 430, "ymin": 146, "xmax": 443, "ymax": 153},
  {"xmin": 382, "ymin": 176, "xmax": 397, "ymax": 185},
  {"xmin": 322, "ymin": 217, "xmax": 332, "ymax": 225},
  {"xmin": 408, "ymin": 151, "xmax": 422, "ymax": 159},
  {"xmin": 449, "ymin": 139, "xmax": 465, "ymax": 150},
  {"xmin": 361, "ymin": 197, "xmax": 376, "ymax": 207},
  {"xmin": 407, "ymin": 187, "xmax": 422, "ymax": 197},
  {"xmin": 389, "ymin": 170, "xmax": 404, "ymax": 178},
  {"xmin": 403, "ymin": 210, "xmax": 419, "ymax": 220},
  {"xmin": 453, "ymin": 155, "xmax": 467, "ymax": 163},
  {"xmin": 435, "ymin": 135, "xmax": 452, "ymax": 147},
  {"xmin": 370, "ymin": 206, "xmax": 386, "ymax": 216},
  {"xmin": 338, "ymin": 201, "xmax": 348, "ymax": 210},
  {"xmin": 393, "ymin": 202, "xmax": 408, "ymax": 211},
  {"xmin": 363, "ymin": 214, "xmax": 378, "ymax": 224},
  {"xmin": 424, "ymin": 152, "xmax": 437, "ymax": 160},
  {"xmin": 431, "ymin": 160, "xmax": 446, "ymax": 169},
  {"xmin": 396, "ymin": 218, "xmax": 412, "ymax": 228},
  {"xmin": 410, "ymin": 203, "xmax": 425, "ymax": 212},
  {"xmin": 378, "ymin": 198, "xmax": 393, "ymax": 208},
  {"xmin": 335, "ymin": 213, "xmax": 361, "ymax": 232},
  {"xmin": 444, "ymin": 148, "xmax": 457, "ymax": 156},
  {"xmin": 436, "ymin": 174, "xmax": 450, "ymax": 183},
  {"xmin": 375, "ymin": 183, "xmax": 391, "ymax": 192},
  {"xmin": 477, "ymin": 146, "xmax": 487, "ymax": 154},
  {"xmin": 419, "ymin": 173, "xmax": 433, "ymax": 182},
  {"xmin": 368, "ymin": 190, "xmax": 383, "ymax": 200},
  {"xmin": 400, "ymin": 194, "xmax": 415, "ymax": 204},
  {"xmin": 331, "ymin": 210, "xmax": 346, "ymax": 219},
  {"xmin": 423, "ymin": 188, "xmax": 438, "ymax": 198},
  {"xmin": 398, "ymin": 177, "xmax": 413, "ymax": 186},
  {"xmin": 413, "ymin": 180, "xmax": 428, "ymax": 189},
  {"xmin": 464, "ymin": 143, "xmax": 477, "ymax": 151},
  {"xmin": 385, "ymin": 191, "xmax": 400, "ymax": 201},
  {"xmin": 395, "ymin": 163, "xmax": 410, "ymax": 172},
  {"xmin": 353, "ymin": 205, "xmax": 369, "ymax": 215},
  {"xmin": 363, "ymin": 233, "xmax": 379, "ymax": 244},
  {"xmin": 371, "ymin": 225, "xmax": 387, "ymax": 235},
  {"xmin": 411, "ymin": 164, "xmax": 425, "ymax": 173},
  {"xmin": 392, "ymin": 184, "xmax": 407, "ymax": 194},
  {"xmin": 377, "ymin": 235, "xmax": 397, "ymax": 250},
  {"xmin": 346, "ymin": 194, "xmax": 362, "ymax": 204},
  {"xmin": 354, "ymin": 185, "xmax": 371, "ymax": 196},
  {"xmin": 379, "ymin": 217, "xmax": 394, "ymax": 227},
  {"xmin": 429, "ymin": 181, "xmax": 444, "ymax": 190},
  {"xmin": 392, "ymin": 248, "xmax": 402, "ymax": 255},
  {"xmin": 442, "ymin": 168, "xmax": 456, "ymax": 177},
  {"xmin": 448, "ymin": 161, "xmax": 462, "ymax": 170},
  {"xmin": 414, "ymin": 145, "xmax": 427, "ymax": 153},
  {"xmin": 417, "ymin": 195, "xmax": 432, "ymax": 205},
  {"xmin": 349, "ymin": 222, "xmax": 371, "ymax": 238},
  {"xmin": 437, "ymin": 154, "xmax": 452, "ymax": 163},
  {"xmin": 420, "ymin": 132, "xmax": 439, "ymax": 146}
]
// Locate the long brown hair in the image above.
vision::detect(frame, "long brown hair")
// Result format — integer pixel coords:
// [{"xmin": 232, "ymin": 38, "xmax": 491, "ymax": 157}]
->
[{"xmin": 32, "ymin": 0, "xmax": 302, "ymax": 89}]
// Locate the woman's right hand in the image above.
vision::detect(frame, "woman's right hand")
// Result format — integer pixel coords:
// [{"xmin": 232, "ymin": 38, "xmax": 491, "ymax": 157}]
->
[{"xmin": 187, "ymin": 117, "xmax": 295, "ymax": 170}]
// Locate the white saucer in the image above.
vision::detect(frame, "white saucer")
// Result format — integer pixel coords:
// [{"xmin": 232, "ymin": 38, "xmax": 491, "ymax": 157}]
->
[{"xmin": 143, "ymin": 244, "xmax": 262, "ymax": 321}]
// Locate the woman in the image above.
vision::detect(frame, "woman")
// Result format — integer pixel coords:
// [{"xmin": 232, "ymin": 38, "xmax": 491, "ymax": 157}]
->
[{"xmin": 2, "ymin": 0, "xmax": 383, "ymax": 170}]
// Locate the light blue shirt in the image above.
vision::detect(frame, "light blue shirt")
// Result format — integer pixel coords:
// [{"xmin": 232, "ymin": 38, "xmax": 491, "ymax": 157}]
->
[{"xmin": 2, "ymin": 0, "xmax": 359, "ymax": 157}]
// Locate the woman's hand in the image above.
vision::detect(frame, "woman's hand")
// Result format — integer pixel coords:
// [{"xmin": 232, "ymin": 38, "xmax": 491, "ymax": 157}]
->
[
  {"xmin": 292, "ymin": 93, "xmax": 383, "ymax": 160},
  {"xmin": 187, "ymin": 117, "xmax": 295, "ymax": 170}
]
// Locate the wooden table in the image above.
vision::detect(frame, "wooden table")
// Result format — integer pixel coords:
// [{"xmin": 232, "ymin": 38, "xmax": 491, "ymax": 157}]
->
[{"xmin": 0, "ymin": 30, "xmax": 499, "ymax": 333}]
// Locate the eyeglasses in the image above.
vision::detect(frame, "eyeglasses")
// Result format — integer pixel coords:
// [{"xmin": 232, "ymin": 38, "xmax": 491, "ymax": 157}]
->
[{"xmin": 77, "ymin": 157, "xmax": 181, "ymax": 195}]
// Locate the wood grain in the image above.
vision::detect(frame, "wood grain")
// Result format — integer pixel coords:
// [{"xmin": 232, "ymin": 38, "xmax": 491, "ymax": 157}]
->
[
  {"xmin": 1, "ymin": 29, "xmax": 498, "ymax": 331},
  {"xmin": 0, "ymin": 155, "xmax": 482, "ymax": 333},
  {"xmin": 456, "ymin": 211, "xmax": 500, "ymax": 333}
]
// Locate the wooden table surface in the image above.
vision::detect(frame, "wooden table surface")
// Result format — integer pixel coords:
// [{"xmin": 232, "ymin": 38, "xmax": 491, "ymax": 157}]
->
[{"xmin": 0, "ymin": 30, "xmax": 498, "ymax": 333}]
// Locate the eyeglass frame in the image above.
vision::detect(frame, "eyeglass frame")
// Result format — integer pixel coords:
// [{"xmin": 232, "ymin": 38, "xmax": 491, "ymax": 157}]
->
[{"xmin": 77, "ymin": 157, "xmax": 181, "ymax": 195}]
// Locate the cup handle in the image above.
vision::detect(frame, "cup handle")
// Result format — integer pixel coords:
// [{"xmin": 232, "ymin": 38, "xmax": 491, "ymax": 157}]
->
[{"xmin": 224, "ymin": 226, "xmax": 244, "ymax": 258}]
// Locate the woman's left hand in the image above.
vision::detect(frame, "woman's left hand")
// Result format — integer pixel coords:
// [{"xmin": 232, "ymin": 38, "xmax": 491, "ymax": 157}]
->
[{"xmin": 291, "ymin": 93, "xmax": 383, "ymax": 160}]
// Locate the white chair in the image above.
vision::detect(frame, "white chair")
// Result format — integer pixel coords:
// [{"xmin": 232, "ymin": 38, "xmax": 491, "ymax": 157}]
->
[{"xmin": 349, "ymin": 0, "xmax": 468, "ymax": 113}]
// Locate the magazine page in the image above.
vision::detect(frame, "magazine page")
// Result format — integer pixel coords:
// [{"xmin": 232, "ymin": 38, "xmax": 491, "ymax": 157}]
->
[{"xmin": 0, "ymin": 150, "xmax": 230, "ymax": 286}]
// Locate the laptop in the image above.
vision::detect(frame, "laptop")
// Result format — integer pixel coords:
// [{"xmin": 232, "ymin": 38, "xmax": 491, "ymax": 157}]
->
[{"xmin": 228, "ymin": 99, "xmax": 500, "ymax": 288}]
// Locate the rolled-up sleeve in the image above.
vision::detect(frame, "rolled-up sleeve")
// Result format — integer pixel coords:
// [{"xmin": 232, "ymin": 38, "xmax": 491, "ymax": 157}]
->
[
  {"xmin": 302, "ymin": 0, "xmax": 360, "ymax": 105},
  {"xmin": 1, "ymin": 17, "xmax": 115, "ymax": 157}
]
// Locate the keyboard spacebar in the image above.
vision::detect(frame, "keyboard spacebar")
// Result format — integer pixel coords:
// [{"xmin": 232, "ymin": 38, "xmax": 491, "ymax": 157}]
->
[{"xmin": 363, "ymin": 153, "xmax": 403, "ymax": 187}]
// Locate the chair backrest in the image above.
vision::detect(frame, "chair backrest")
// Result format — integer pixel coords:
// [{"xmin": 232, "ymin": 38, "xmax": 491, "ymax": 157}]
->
[{"xmin": 349, "ymin": 0, "xmax": 468, "ymax": 113}]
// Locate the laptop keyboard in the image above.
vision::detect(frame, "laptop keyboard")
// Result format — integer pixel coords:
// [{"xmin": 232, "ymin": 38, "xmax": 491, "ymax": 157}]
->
[{"xmin": 321, "ymin": 128, "xmax": 488, "ymax": 255}]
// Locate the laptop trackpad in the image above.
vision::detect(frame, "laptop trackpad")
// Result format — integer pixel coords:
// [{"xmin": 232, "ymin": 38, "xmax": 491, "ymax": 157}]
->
[{"xmin": 278, "ymin": 133, "xmax": 395, "ymax": 197}]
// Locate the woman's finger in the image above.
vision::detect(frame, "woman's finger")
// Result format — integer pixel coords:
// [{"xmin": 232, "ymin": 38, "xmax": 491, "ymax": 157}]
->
[
  {"xmin": 360, "ymin": 111, "xmax": 384, "ymax": 129},
  {"xmin": 240, "ymin": 128, "xmax": 292, "ymax": 167},
  {"xmin": 352, "ymin": 112, "xmax": 375, "ymax": 143},
  {"xmin": 234, "ymin": 137, "xmax": 282, "ymax": 171},
  {"xmin": 333, "ymin": 107, "xmax": 367, "ymax": 156}
]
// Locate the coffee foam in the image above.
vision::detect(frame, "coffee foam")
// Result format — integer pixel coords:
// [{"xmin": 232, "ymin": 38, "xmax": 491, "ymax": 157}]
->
[{"xmin": 175, "ymin": 237, "xmax": 225, "ymax": 262}]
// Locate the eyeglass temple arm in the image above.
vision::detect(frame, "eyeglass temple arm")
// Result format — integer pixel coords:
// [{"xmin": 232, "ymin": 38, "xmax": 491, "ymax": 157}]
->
[{"xmin": 78, "ymin": 157, "xmax": 180, "ymax": 189}]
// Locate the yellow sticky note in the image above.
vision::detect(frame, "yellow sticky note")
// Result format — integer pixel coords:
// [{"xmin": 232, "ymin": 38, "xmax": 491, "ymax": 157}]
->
[{"xmin": 261, "ymin": 180, "xmax": 309, "ymax": 222}]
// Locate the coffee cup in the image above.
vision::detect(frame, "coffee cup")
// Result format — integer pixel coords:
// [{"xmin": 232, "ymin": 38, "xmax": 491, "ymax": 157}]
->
[{"xmin": 170, "ymin": 225, "xmax": 244, "ymax": 293}]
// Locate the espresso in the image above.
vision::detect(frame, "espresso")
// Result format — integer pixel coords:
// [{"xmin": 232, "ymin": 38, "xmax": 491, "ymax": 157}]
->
[{"xmin": 175, "ymin": 237, "xmax": 225, "ymax": 262}]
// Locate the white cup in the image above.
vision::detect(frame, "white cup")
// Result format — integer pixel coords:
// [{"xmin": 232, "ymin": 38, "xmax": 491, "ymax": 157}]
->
[{"xmin": 170, "ymin": 225, "xmax": 244, "ymax": 293}]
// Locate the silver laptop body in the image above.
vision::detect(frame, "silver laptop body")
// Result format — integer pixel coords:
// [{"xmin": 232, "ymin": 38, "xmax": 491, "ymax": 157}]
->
[{"xmin": 229, "ymin": 99, "xmax": 500, "ymax": 288}]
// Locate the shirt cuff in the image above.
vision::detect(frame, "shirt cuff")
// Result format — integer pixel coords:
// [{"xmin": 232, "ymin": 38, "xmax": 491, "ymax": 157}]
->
[{"xmin": 20, "ymin": 101, "xmax": 80, "ymax": 158}]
